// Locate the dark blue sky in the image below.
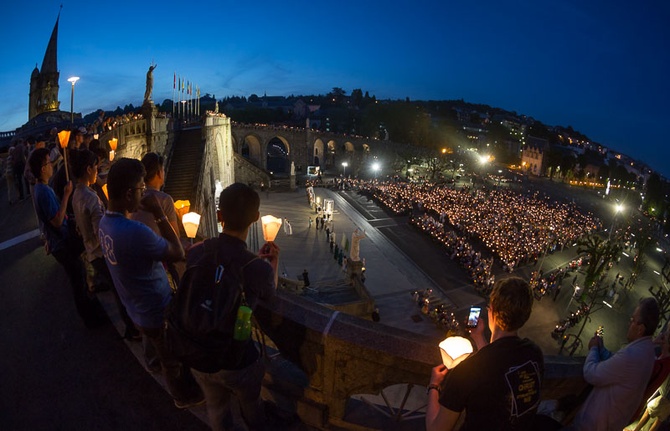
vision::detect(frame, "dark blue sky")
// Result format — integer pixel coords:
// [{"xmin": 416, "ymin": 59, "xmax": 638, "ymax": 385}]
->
[{"xmin": 2, "ymin": 1, "xmax": 669, "ymax": 177}]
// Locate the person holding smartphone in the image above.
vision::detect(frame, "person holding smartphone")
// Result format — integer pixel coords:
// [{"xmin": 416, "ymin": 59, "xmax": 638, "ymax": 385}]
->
[{"xmin": 426, "ymin": 277, "xmax": 545, "ymax": 431}]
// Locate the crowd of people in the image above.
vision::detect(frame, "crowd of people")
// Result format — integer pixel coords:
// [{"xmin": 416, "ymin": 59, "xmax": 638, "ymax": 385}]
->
[
  {"xmin": 356, "ymin": 179, "xmax": 602, "ymax": 275},
  {"xmin": 17, "ymin": 123, "xmax": 284, "ymax": 429},
  {"xmin": 410, "ymin": 213, "xmax": 496, "ymax": 294}
]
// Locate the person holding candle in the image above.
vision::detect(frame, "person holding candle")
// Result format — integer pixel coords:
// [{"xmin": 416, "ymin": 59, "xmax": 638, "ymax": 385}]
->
[
  {"xmin": 186, "ymin": 182, "xmax": 280, "ymax": 431},
  {"xmin": 426, "ymin": 277, "xmax": 544, "ymax": 431},
  {"xmin": 70, "ymin": 149, "xmax": 138, "ymax": 340},
  {"xmin": 99, "ymin": 157, "xmax": 203, "ymax": 409},
  {"xmin": 28, "ymin": 147, "xmax": 109, "ymax": 328}
]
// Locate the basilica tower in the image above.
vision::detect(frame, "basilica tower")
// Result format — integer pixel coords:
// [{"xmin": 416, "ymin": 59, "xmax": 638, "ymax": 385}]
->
[{"xmin": 29, "ymin": 11, "xmax": 60, "ymax": 120}]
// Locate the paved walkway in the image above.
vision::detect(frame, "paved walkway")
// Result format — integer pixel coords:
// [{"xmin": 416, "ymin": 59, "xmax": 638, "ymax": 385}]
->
[
  {"xmin": 259, "ymin": 187, "xmax": 449, "ymax": 340},
  {"xmin": 259, "ymin": 185, "xmax": 646, "ymax": 357}
]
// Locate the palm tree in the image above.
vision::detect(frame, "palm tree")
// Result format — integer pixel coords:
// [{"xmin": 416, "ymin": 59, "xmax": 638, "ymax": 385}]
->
[{"xmin": 565, "ymin": 234, "xmax": 623, "ymax": 347}]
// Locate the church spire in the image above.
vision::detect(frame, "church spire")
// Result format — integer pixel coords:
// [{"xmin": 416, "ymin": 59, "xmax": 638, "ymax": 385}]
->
[
  {"xmin": 29, "ymin": 7, "xmax": 61, "ymax": 120},
  {"xmin": 41, "ymin": 6, "xmax": 60, "ymax": 74}
]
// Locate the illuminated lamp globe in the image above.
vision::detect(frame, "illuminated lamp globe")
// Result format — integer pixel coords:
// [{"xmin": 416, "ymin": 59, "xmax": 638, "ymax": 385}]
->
[
  {"xmin": 182, "ymin": 212, "xmax": 201, "ymax": 239},
  {"xmin": 261, "ymin": 215, "xmax": 282, "ymax": 242},
  {"xmin": 438, "ymin": 336, "xmax": 474, "ymax": 369}
]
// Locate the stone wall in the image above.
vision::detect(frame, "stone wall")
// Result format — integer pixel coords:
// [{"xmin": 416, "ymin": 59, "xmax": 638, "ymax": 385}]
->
[{"xmin": 256, "ymin": 292, "xmax": 587, "ymax": 430}]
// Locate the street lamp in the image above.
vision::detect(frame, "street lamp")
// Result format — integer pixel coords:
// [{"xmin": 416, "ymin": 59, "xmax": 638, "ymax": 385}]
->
[
  {"xmin": 609, "ymin": 203, "xmax": 624, "ymax": 241},
  {"xmin": 67, "ymin": 76, "xmax": 80, "ymax": 124},
  {"xmin": 372, "ymin": 162, "xmax": 380, "ymax": 179},
  {"xmin": 342, "ymin": 161, "xmax": 348, "ymax": 177},
  {"xmin": 478, "ymin": 154, "xmax": 489, "ymax": 186}
]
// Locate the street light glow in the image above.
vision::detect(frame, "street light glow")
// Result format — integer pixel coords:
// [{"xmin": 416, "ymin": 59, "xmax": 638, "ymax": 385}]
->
[
  {"xmin": 67, "ymin": 76, "xmax": 80, "ymax": 123},
  {"xmin": 479, "ymin": 154, "xmax": 489, "ymax": 164},
  {"xmin": 372, "ymin": 162, "xmax": 380, "ymax": 171}
]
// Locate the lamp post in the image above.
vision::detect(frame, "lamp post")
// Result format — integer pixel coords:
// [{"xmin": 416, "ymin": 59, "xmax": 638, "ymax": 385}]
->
[
  {"xmin": 67, "ymin": 76, "xmax": 80, "ymax": 124},
  {"xmin": 478, "ymin": 154, "xmax": 489, "ymax": 187},
  {"xmin": 342, "ymin": 161, "xmax": 348, "ymax": 177},
  {"xmin": 608, "ymin": 203, "xmax": 624, "ymax": 241}
]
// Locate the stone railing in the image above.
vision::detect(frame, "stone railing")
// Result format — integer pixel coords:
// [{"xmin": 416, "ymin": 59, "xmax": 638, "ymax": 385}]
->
[
  {"xmin": 233, "ymin": 152, "xmax": 271, "ymax": 187},
  {"xmin": 255, "ymin": 292, "xmax": 588, "ymax": 430},
  {"xmin": 99, "ymin": 119, "xmax": 148, "ymax": 160}
]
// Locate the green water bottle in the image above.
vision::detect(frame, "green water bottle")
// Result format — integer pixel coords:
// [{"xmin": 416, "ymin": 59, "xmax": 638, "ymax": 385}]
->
[{"xmin": 233, "ymin": 305, "xmax": 252, "ymax": 341}]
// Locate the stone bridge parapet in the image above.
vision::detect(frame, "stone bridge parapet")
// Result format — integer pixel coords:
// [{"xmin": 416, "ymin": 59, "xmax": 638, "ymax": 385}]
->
[{"xmin": 257, "ymin": 292, "xmax": 587, "ymax": 430}]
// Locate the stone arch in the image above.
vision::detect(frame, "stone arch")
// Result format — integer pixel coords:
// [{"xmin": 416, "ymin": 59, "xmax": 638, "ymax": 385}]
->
[
  {"xmin": 240, "ymin": 134, "xmax": 263, "ymax": 168},
  {"xmin": 266, "ymin": 136, "xmax": 290, "ymax": 174},
  {"xmin": 326, "ymin": 140, "xmax": 337, "ymax": 167},
  {"xmin": 344, "ymin": 141, "xmax": 355, "ymax": 153},
  {"xmin": 313, "ymin": 138, "xmax": 324, "ymax": 166}
]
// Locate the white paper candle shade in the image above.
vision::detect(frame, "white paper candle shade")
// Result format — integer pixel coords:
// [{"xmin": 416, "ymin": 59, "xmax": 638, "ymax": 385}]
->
[
  {"xmin": 261, "ymin": 215, "xmax": 282, "ymax": 241},
  {"xmin": 182, "ymin": 212, "xmax": 201, "ymax": 239},
  {"xmin": 438, "ymin": 336, "xmax": 474, "ymax": 369}
]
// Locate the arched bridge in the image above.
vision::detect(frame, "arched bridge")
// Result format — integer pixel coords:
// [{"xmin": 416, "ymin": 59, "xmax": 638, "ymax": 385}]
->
[{"xmin": 231, "ymin": 124, "xmax": 378, "ymax": 176}]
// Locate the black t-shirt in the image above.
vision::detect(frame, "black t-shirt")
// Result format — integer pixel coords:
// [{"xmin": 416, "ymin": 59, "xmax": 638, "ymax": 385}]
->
[{"xmin": 439, "ymin": 336, "xmax": 544, "ymax": 431}]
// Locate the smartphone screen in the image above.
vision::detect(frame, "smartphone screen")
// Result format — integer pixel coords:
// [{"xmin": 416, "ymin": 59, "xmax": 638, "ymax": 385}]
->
[{"xmin": 467, "ymin": 306, "xmax": 482, "ymax": 328}]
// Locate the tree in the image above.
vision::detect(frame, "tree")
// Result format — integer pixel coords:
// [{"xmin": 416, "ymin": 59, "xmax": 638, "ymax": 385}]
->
[
  {"xmin": 626, "ymin": 226, "xmax": 653, "ymax": 290},
  {"xmin": 425, "ymin": 150, "xmax": 451, "ymax": 181},
  {"xmin": 328, "ymin": 87, "xmax": 346, "ymax": 105},
  {"xmin": 578, "ymin": 234, "xmax": 622, "ymax": 290},
  {"xmin": 544, "ymin": 147, "xmax": 563, "ymax": 180},
  {"xmin": 643, "ymin": 173, "xmax": 665, "ymax": 217},
  {"xmin": 350, "ymin": 89, "xmax": 363, "ymax": 108},
  {"xmin": 565, "ymin": 234, "xmax": 623, "ymax": 347}
]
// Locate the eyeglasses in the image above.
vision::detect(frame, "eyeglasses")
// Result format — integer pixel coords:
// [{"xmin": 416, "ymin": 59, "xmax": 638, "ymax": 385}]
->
[{"xmin": 131, "ymin": 185, "xmax": 146, "ymax": 195}]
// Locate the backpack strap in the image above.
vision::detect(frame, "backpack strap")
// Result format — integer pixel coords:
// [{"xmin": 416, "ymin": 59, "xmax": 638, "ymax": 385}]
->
[
  {"xmin": 206, "ymin": 238, "xmax": 259, "ymax": 306},
  {"xmin": 236, "ymin": 255, "xmax": 259, "ymax": 307},
  {"xmin": 201, "ymin": 238, "xmax": 226, "ymax": 287}
]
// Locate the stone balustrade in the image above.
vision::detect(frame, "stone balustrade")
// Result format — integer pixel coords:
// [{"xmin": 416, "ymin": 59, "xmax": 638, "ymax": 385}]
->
[{"xmin": 255, "ymin": 291, "xmax": 588, "ymax": 430}]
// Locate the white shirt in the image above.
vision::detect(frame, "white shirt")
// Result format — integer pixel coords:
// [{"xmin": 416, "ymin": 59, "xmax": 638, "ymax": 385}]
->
[{"xmin": 572, "ymin": 336, "xmax": 655, "ymax": 431}]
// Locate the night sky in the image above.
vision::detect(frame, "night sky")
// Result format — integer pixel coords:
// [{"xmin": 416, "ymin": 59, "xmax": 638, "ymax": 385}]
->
[{"xmin": 1, "ymin": 1, "xmax": 669, "ymax": 177}]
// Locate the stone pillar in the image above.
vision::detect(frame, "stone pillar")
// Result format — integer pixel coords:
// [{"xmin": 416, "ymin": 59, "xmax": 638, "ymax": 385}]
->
[
  {"xmin": 346, "ymin": 260, "xmax": 363, "ymax": 286},
  {"xmin": 141, "ymin": 101, "xmax": 158, "ymax": 152}
]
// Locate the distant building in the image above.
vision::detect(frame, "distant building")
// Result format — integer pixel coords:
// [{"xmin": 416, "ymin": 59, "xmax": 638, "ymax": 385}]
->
[{"xmin": 521, "ymin": 136, "xmax": 549, "ymax": 175}]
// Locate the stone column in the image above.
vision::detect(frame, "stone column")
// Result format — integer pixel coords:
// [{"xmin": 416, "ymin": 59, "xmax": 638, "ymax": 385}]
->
[
  {"xmin": 141, "ymin": 100, "xmax": 157, "ymax": 152},
  {"xmin": 346, "ymin": 260, "xmax": 364, "ymax": 285}
]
